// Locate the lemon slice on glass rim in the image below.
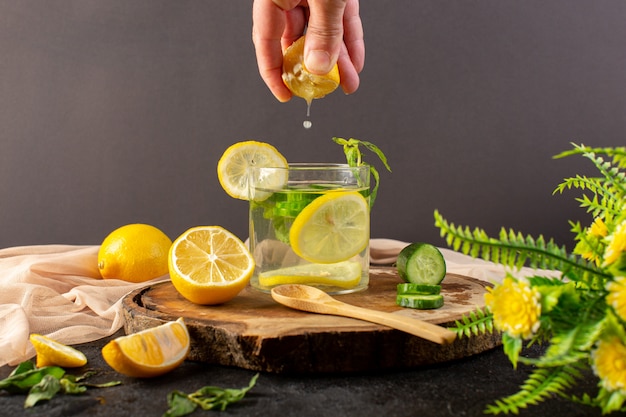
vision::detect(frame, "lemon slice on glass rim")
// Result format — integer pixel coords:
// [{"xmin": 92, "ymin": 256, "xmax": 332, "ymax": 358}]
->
[
  {"xmin": 289, "ymin": 191, "xmax": 369, "ymax": 264},
  {"xmin": 217, "ymin": 141, "xmax": 288, "ymax": 201}
]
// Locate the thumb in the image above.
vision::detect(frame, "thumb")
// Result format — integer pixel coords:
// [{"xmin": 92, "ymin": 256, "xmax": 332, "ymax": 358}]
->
[{"xmin": 304, "ymin": 0, "xmax": 348, "ymax": 75}]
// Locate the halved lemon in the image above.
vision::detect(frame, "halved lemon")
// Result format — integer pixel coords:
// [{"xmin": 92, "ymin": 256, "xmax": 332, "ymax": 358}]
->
[
  {"xmin": 168, "ymin": 226, "xmax": 255, "ymax": 305},
  {"xmin": 30, "ymin": 334, "xmax": 88, "ymax": 368},
  {"xmin": 217, "ymin": 141, "xmax": 288, "ymax": 201},
  {"xmin": 282, "ymin": 35, "xmax": 340, "ymax": 103},
  {"xmin": 259, "ymin": 260, "xmax": 361, "ymax": 288},
  {"xmin": 289, "ymin": 191, "xmax": 369, "ymax": 263},
  {"xmin": 101, "ymin": 318, "xmax": 189, "ymax": 378}
]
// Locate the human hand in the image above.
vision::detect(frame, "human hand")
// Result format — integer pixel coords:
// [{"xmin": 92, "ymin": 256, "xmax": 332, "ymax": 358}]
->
[{"xmin": 252, "ymin": 0, "xmax": 364, "ymax": 102}]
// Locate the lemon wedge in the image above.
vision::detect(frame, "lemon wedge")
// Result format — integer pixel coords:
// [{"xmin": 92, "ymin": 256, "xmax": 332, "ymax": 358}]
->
[
  {"xmin": 101, "ymin": 318, "xmax": 189, "ymax": 378},
  {"xmin": 30, "ymin": 334, "xmax": 88, "ymax": 368}
]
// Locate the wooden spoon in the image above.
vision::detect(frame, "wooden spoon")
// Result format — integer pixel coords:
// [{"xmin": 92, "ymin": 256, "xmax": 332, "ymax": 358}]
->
[{"xmin": 271, "ymin": 284, "xmax": 457, "ymax": 345}]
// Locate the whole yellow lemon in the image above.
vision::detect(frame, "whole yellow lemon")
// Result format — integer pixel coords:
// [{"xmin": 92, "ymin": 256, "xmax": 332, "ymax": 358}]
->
[{"xmin": 98, "ymin": 223, "xmax": 172, "ymax": 283}]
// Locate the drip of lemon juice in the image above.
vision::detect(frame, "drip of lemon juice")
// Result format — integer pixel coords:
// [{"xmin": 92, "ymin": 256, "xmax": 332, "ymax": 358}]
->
[{"xmin": 303, "ymin": 99, "xmax": 313, "ymax": 129}]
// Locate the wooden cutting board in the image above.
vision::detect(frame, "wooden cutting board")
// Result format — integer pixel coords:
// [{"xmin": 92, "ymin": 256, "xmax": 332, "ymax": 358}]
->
[{"xmin": 121, "ymin": 267, "xmax": 501, "ymax": 373}]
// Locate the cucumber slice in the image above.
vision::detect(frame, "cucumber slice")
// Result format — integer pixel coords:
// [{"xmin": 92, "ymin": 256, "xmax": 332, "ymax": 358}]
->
[
  {"xmin": 397, "ymin": 283, "xmax": 441, "ymax": 295},
  {"xmin": 396, "ymin": 294, "xmax": 444, "ymax": 309},
  {"xmin": 396, "ymin": 242, "xmax": 446, "ymax": 285}
]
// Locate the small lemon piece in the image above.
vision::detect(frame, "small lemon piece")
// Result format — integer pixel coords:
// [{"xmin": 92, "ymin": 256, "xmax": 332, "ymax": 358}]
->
[
  {"xmin": 30, "ymin": 334, "xmax": 88, "ymax": 368},
  {"xmin": 290, "ymin": 191, "xmax": 369, "ymax": 264},
  {"xmin": 282, "ymin": 35, "xmax": 340, "ymax": 103},
  {"xmin": 98, "ymin": 224, "xmax": 172, "ymax": 283},
  {"xmin": 102, "ymin": 318, "xmax": 189, "ymax": 378},
  {"xmin": 259, "ymin": 260, "xmax": 361, "ymax": 289},
  {"xmin": 217, "ymin": 141, "xmax": 288, "ymax": 201},
  {"xmin": 168, "ymin": 226, "xmax": 255, "ymax": 305}
]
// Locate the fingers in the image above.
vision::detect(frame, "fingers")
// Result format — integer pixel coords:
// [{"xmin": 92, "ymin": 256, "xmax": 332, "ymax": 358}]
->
[
  {"xmin": 303, "ymin": 0, "xmax": 348, "ymax": 75},
  {"xmin": 342, "ymin": 0, "xmax": 364, "ymax": 73},
  {"xmin": 252, "ymin": 0, "xmax": 364, "ymax": 101},
  {"xmin": 252, "ymin": 0, "xmax": 293, "ymax": 102},
  {"xmin": 337, "ymin": 43, "xmax": 360, "ymax": 94}
]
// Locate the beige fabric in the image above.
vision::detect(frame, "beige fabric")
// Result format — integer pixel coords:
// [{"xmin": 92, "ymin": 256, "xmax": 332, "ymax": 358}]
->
[
  {"xmin": 0, "ymin": 240, "xmax": 559, "ymax": 368},
  {"xmin": 0, "ymin": 245, "xmax": 167, "ymax": 367}
]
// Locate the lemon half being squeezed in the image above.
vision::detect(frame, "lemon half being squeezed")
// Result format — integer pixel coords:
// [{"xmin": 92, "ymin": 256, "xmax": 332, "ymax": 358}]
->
[{"xmin": 282, "ymin": 36, "xmax": 340, "ymax": 104}]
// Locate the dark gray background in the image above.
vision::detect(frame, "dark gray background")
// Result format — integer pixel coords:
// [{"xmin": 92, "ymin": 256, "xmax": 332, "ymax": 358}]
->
[{"xmin": 1, "ymin": 1, "xmax": 624, "ymax": 249}]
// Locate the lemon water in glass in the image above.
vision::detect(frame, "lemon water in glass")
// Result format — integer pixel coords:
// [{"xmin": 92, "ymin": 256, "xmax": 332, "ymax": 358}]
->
[{"xmin": 248, "ymin": 164, "xmax": 370, "ymax": 294}]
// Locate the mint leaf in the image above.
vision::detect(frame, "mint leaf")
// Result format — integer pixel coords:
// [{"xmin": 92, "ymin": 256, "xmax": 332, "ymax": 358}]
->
[
  {"xmin": 333, "ymin": 137, "xmax": 392, "ymax": 208},
  {"xmin": 164, "ymin": 391, "xmax": 198, "ymax": 417},
  {"xmin": 24, "ymin": 374, "xmax": 61, "ymax": 408},
  {"xmin": 0, "ymin": 364, "xmax": 65, "ymax": 394},
  {"xmin": 164, "ymin": 373, "xmax": 259, "ymax": 416}
]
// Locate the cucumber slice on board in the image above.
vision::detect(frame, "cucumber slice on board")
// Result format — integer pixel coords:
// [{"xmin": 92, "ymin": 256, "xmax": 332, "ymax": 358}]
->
[
  {"xmin": 396, "ymin": 242, "xmax": 446, "ymax": 285},
  {"xmin": 396, "ymin": 283, "xmax": 441, "ymax": 295},
  {"xmin": 396, "ymin": 294, "xmax": 444, "ymax": 309}
]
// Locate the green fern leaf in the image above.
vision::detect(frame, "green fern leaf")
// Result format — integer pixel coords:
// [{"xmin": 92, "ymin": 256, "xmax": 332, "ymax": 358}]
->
[
  {"xmin": 433, "ymin": 210, "xmax": 608, "ymax": 285},
  {"xmin": 554, "ymin": 143, "xmax": 626, "ymax": 169},
  {"xmin": 484, "ymin": 365, "xmax": 584, "ymax": 415},
  {"xmin": 451, "ymin": 307, "xmax": 494, "ymax": 338}
]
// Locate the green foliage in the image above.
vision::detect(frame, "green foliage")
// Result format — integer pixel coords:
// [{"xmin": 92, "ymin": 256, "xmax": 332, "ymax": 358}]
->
[
  {"xmin": 0, "ymin": 361, "xmax": 121, "ymax": 408},
  {"xmin": 333, "ymin": 137, "xmax": 391, "ymax": 208},
  {"xmin": 484, "ymin": 364, "xmax": 585, "ymax": 415},
  {"xmin": 164, "ymin": 373, "xmax": 259, "ymax": 417},
  {"xmin": 554, "ymin": 143, "xmax": 626, "ymax": 170},
  {"xmin": 451, "ymin": 307, "xmax": 494, "ymax": 339},
  {"xmin": 434, "ymin": 210, "xmax": 609, "ymax": 286},
  {"xmin": 435, "ymin": 143, "xmax": 626, "ymax": 414}
]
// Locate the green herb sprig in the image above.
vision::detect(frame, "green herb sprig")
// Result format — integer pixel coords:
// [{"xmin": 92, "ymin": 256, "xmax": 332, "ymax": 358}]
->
[
  {"xmin": 0, "ymin": 360, "xmax": 121, "ymax": 408},
  {"xmin": 164, "ymin": 373, "xmax": 259, "ymax": 417},
  {"xmin": 332, "ymin": 137, "xmax": 391, "ymax": 208}
]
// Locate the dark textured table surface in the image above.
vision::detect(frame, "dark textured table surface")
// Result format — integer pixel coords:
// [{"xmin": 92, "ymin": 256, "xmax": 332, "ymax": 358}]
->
[{"xmin": 1, "ymin": 330, "xmax": 623, "ymax": 417}]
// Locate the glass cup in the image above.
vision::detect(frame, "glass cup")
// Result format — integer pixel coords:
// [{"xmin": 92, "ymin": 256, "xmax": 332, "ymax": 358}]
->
[{"xmin": 248, "ymin": 163, "xmax": 370, "ymax": 294}]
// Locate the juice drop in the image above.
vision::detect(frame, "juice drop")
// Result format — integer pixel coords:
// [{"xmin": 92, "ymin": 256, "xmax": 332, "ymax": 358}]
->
[{"xmin": 303, "ymin": 99, "xmax": 312, "ymax": 129}]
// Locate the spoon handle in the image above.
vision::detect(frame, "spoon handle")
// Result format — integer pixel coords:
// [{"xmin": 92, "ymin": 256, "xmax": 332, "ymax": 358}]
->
[{"xmin": 331, "ymin": 302, "xmax": 457, "ymax": 345}]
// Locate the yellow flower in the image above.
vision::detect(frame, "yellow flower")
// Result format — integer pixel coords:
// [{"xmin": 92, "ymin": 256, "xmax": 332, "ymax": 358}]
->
[
  {"xmin": 604, "ymin": 220, "xmax": 626, "ymax": 267},
  {"xmin": 589, "ymin": 217, "xmax": 608, "ymax": 238},
  {"xmin": 592, "ymin": 337, "xmax": 626, "ymax": 393},
  {"xmin": 484, "ymin": 277, "xmax": 541, "ymax": 339},
  {"xmin": 607, "ymin": 276, "xmax": 626, "ymax": 322}
]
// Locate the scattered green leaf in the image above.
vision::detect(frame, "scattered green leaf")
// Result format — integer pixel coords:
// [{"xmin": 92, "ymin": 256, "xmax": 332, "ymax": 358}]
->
[
  {"xmin": 0, "ymin": 362, "xmax": 121, "ymax": 408},
  {"xmin": 164, "ymin": 373, "xmax": 259, "ymax": 417},
  {"xmin": 25, "ymin": 374, "xmax": 61, "ymax": 408},
  {"xmin": 0, "ymin": 363, "xmax": 65, "ymax": 394}
]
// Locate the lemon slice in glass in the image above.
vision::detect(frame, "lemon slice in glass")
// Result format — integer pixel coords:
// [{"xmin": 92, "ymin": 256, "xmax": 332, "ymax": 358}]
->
[
  {"xmin": 259, "ymin": 260, "xmax": 361, "ymax": 288},
  {"xmin": 282, "ymin": 35, "xmax": 340, "ymax": 104},
  {"xmin": 289, "ymin": 191, "xmax": 369, "ymax": 263},
  {"xmin": 217, "ymin": 141, "xmax": 288, "ymax": 201}
]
